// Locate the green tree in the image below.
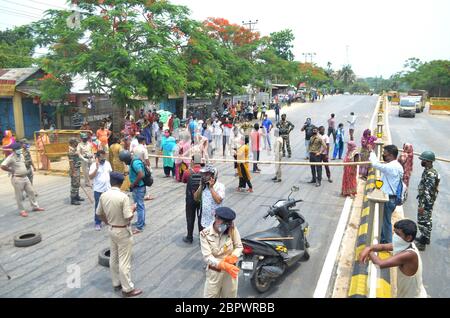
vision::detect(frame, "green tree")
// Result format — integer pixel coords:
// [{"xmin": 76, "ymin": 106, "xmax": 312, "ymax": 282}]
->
[
  {"xmin": 0, "ymin": 26, "xmax": 35, "ymax": 68},
  {"xmin": 401, "ymin": 59, "xmax": 450, "ymax": 97},
  {"xmin": 337, "ymin": 64, "xmax": 356, "ymax": 87},
  {"xmin": 269, "ymin": 29, "xmax": 295, "ymax": 61}
]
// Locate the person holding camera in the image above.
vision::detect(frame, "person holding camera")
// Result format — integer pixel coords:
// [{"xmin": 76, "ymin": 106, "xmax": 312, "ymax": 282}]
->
[
  {"xmin": 89, "ymin": 150, "xmax": 112, "ymax": 231},
  {"xmin": 194, "ymin": 165, "xmax": 225, "ymax": 232}
]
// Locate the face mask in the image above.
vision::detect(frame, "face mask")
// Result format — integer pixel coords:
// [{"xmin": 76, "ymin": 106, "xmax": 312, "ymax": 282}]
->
[
  {"xmin": 217, "ymin": 223, "xmax": 229, "ymax": 234},
  {"xmin": 392, "ymin": 232, "xmax": 411, "ymax": 255},
  {"xmin": 99, "ymin": 159, "xmax": 106, "ymax": 165},
  {"xmin": 82, "ymin": 138, "xmax": 88, "ymax": 142},
  {"xmin": 15, "ymin": 149, "xmax": 22, "ymax": 156}
]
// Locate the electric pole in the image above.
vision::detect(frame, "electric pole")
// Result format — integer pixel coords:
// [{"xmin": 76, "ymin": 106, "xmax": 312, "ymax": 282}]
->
[{"xmin": 242, "ymin": 19, "xmax": 259, "ymax": 32}]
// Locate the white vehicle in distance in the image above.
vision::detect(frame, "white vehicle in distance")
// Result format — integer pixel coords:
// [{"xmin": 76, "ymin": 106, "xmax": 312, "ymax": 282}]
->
[{"xmin": 398, "ymin": 97, "xmax": 417, "ymax": 118}]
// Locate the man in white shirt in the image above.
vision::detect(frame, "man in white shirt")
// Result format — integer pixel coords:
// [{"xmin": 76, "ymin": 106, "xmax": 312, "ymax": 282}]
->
[
  {"xmin": 129, "ymin": 133, "xmax": 140, "ymax": 154},
  {"xmin": 370, "ymin": 144, "xmax": 404, "ymax": 243},
  {"xmin": 347, "ymin": 112, "xmax": 357, "ymax": 141},
  {"xmin": 89, "ymin": 150, "xmax": 112, "ymax": 231}
]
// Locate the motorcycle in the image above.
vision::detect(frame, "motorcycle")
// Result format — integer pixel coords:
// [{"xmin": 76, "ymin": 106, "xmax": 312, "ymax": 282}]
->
[{"xmin": 239, "ymin": 186, "xmax": 310, "ymax": 293}]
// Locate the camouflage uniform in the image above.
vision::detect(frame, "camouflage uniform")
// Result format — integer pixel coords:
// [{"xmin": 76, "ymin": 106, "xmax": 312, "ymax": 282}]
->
[
  {"xmin": 69, "ymin": 145, "xmax": 81, "ymax": 201},
  {"xmin": 276, "ymin": 120, "xmax": 295, "ymax": 156},
  {"xmin": 23, "ymin": 148, "xmax": 34, "ymax": 184},
  {"xmin": 417, "ymin": 167, "xmax": 440, "ymax": 242}
]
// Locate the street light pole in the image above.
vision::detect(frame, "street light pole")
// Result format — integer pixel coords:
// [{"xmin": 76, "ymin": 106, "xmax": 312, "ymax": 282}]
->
[{"xmin": 242, "ymin": 19, "xmax": 259, "ymax": 32}]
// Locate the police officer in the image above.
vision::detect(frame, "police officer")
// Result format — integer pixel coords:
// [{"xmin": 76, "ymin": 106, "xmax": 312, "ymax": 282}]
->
[
  {"xmin": 77, "ymin": 133, "xmax": 94, "ymax": 187},
  {"xmin": 276, "ymin": 114, "xmax": 295, "ymax": 158},
  {"xmin": 95, "ymin": 172, "xmax": 143, "ymax": 297},
  {"xmin": 200, "ymin": 207, "xmax": 243, "ymax": 298},
  {"xmin": 68, "ymin": 138, "xmax": 84, "ymax": 205},
  {"xmin": 415, "ymin": 151, "xmax": 440, "ymax": 251},
  {"xmin": 1, "ymin": 142, "xmax": 44, "ymax": 217}
]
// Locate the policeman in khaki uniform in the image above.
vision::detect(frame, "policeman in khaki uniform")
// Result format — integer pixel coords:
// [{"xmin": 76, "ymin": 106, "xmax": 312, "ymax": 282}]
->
[
  {"xmin": 77, "ymin": 133, "xmax": 94, "ymax": 187},
  {"xmin": 1, "ymin": 143, "xmax": 44, "ymax": 217},
  {"xmin": 95, "ymin": 172, "xmax": 143, "ymax": 297},
  {"xmin": 200, "ymin": 207, "xmax": 243, "ymax": 298}
]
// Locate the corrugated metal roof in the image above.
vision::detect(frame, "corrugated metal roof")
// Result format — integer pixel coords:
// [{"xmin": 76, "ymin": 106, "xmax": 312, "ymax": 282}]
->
[{"xmin": 0, "ymin": 67, "xmax": 41, "ymax": 85}]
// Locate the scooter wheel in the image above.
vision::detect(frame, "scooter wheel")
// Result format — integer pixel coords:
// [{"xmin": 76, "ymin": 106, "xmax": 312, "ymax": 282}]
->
[
  {"xmin": 251, "ymin": 270, "xmax": 273, "ymax": 293},
  {"xmin": 300, "ymin": 249, "xmax": 310, "ymax": 261}
]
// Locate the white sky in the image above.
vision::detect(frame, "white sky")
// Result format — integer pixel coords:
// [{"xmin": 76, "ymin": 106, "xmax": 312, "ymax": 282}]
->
[{"xmin": 1, "ymin": 0, "xmax": 449, "ymax": 78}]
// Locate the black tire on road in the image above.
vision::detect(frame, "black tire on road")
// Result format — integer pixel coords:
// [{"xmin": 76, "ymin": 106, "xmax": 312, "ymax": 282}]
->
[
  {"xmin": 300, "ymin": 248, "xmax": 310, "ymax": 261},
  {"xmin": 98, "ymin": 248, "xmax": 110, "ymax": 267},
  {"xmin": 13, "ymin": 232, "xmax": 42, "ymax": 247},
  {"xmin": 251, "ymin": 268, "xmax": 273, "ymax": 293}
]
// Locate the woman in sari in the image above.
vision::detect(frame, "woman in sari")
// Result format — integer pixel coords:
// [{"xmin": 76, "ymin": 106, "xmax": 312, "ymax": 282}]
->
[
  {"xmin": 341, "ymin": 141, "xmax": 359, "ymax": 198},
  {"xmin": 36, "ymin": 130, "xmax": 50, "ymax": 170},
  {"xmin": 236, "ymin": 136, "xmax": 253, "ymax": 193},
  {"xmin": 359, "ymin": 129, "xmax": 377, "ymax": 179},
  {"xmin": 175, "ymin": 134, "xmax": 191, "ymax": 182},
  {"xmin": 2, "ymin": 130, "xmax": 15, "ymax": 157},
  {"xmin": 398, "ymin": 143, "xmax": 414, "ymax": 187},
  {"xmin": 161, "ymin": 130, "xmax": 177, "ymax": 177}
]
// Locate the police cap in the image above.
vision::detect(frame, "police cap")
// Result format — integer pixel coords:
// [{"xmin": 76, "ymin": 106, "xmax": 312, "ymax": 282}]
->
[
  {"xmin": 110, "ymin": 171, "xmax": 125, "ymax": 184},
  {"xmin": 215, "ymin": 207, "xmax": 236, "ymax": 222}
]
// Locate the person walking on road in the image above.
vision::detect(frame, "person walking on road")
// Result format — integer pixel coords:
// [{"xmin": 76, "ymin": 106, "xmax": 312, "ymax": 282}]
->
[
  {"xmin": 272, "ymin": 128, "xmax": 283, "ymax": 183},
  {"xmin": 276, "ymin": 114, "xmax": 295, "ymax": 158},
  {"xmin": 20, "ymin": 139, "xmax": 36, "ymax": 186},
  {"xmin": 261, "ymin": 114, "xmax": 273, "ymax": 151},
  {"xmin": 341, "ymin": 141, "xmax": 359, "ymax": 197},
  {"xmin": 301, "ymin": 118, "xmax": 314, "ymax": 159},
  {"xmin": 308, "ymin": 127, "xmax": 327, "ymax": 187},
  {"xmin": 333, "ymin": 123, "xmax": 345, "ymax": 160},
  {"xmin": 415, "ymin": 151, "xmax": 440, "ymax": 251},
  {"xmin": 250, "ymin": 123, "xmax": 262, "ymax": 173},
  {"xmin": 327, "ymin": 113, "xmax": 336, "ymax": 143},
  {"xmin": 182, "ymin": 155, "xmax": 204, "ymax": 244},
  {"xmin": 260, "ymin": 102, "xmax": 268, "ymax": 120},
  {"xmin": 236, "ymin": 136, "xmax": 253, "ymax": 192},
  {"xmin": 347, "ymin": 112, "xmax": 357, "ymax": 141},
  {"xmin": 212, "ymin": 118, "xmax": 222, "ymax": 154},
  {"xmin": 274, "ymin": 102, "xmax": 280, "ymax": 123},
  {"xmin": 77, "ymin": 133, "xmax": 94, "ymax": 187},
  {"xmin": 95, "ymin": 172, "xmax": 143, "ymax": 297},
  {"xmin": 359, "ymin": 219, "xmax": 427, "ymax": 298},
  {"xmin": 319, "ymin": 126, "xmax": 333, "ymax": 183},
  {"xmin": 200, "ymin": 207, "xmax": 243, "ymax": 298},
  {"xmin": 221, "ymin": 118, "xmax": 233, "ymax": 157},
  {"xmin": 120, "ymin": 150, "xmax": 146, "ymax": 234},
  {"xmin": 369, "ymin": 144, "xmax": 404, "ymax": 244},
  {"xmin": 68, "ymin": 138, "xmax": 84, "ymax": 205},
  {"xmin": 194, "ymin": 165, "xmax": 225, "ymax": 231},
  {"xmin": 90, "ymin": 150, "xmax": 112, "ymax": 230},
  {"xmin": 1, "ymin": 142, "xmax": 45, "ymax": 217}
]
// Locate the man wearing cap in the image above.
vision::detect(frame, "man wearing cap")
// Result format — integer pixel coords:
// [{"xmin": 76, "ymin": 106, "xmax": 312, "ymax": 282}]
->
[
  {"xmin": 95, "ymin": 172, "xmax": 143, "ymax": 297},
  {"xmin": 194, "ymin": 165, "xmax": 225, "ymax": 231},
  {"xmin": 183, "ymin": 155, "xmax": 204, "ymax": 244},
  {"xmin": 77, "ymin": 133, "xmax": 94, "ymax": 187},
  {"xmin": 200, "ymin": 207, "xmax": 243, "ymax": 298},
  {"xmin": 1, "ymin": 143, "xmax": 44, "ymax": 217},
  {"xmin": 415, "ymin": 151, "xmax": 440, "ymax": 251},
  {"xmin": 68, "ymin": 138, "xmax": 84, "ymax": 205}
]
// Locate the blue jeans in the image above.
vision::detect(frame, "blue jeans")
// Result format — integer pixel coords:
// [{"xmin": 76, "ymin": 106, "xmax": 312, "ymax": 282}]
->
[
  {"xmin": 305, "ymin": 140, "xmax": 310, "ymax": 158},
  {"xmin": 275, "ymin": 112, "xmax": 280, "ymax": 122},
  {"xmin": 381, "ymin": 197, "xmax": 398, "ymax": 244},
  {"xmin": 94, "ymin": 191, "xmax": 103, "ymax": 226},
  {"xmin": 132, "ymin": 186, "xmax": 146, "ymax": 230}
]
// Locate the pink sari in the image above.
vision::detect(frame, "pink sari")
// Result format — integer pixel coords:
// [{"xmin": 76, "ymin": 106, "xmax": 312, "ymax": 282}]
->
[
  {"xmin": 398, "ymin": 143, "xmax": 414, "ymax": 187},
  {"xmin": 342, "ymin": 141, "xmax": 359, "ymax": 196}
]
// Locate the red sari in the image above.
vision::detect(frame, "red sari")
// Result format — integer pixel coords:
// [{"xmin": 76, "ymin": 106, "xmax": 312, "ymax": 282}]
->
[{"xmin": 341, "ymin": 141, "xmax": 359, "ymax": 197}]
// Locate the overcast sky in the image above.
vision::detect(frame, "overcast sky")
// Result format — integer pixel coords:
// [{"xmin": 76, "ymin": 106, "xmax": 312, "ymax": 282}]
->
[{"xmin": 1, "ymin": 0, "xmax": 449, "ymax": 78}]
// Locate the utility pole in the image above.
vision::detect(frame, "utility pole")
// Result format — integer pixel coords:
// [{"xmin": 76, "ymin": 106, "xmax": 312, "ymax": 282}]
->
[
  {"xmin": 302, "ymin": 52, "xmax": 316, "ymax": 64},
  {"xmin": 345, "ymin": 45, "xmax": 350, "ymax": 65},
  {"xmin": 242, "ymin": 19, "xmax": 259, "ymax": 32}
]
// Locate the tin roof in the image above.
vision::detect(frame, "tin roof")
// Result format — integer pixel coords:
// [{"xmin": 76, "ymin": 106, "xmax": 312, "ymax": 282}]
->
[{"xmin": 0, "ymin": 67, "xmax": 41, "ymax": 85}]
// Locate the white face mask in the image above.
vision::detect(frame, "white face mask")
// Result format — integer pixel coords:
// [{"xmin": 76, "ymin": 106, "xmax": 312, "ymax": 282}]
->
[{"xmin": 392, "ymin": 232, "xmax": 411, "ymax": 255}]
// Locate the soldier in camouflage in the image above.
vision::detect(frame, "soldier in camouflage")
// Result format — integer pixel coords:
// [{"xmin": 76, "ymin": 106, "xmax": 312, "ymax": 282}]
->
[
  {"xmin": 68, "ymin": 138, "xmax": 84, "ymax": 205},
  {"xmin": 415, "ymin": 151, "xmax": 440, "ymax": 251},
  {"xmin": 276, "ymin": 114, "xmax": 295, "ymax": 158}
]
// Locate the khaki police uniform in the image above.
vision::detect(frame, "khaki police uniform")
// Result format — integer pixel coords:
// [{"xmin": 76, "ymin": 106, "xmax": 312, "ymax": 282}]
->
[
  {"xmin": 77, "ymin": 141, "xmax": 93, "ymax": 186},
  {"xmin": 200, "ymin": 224, "xmax": 243, "ymax": 298},
  {"xmin": 96, "ymin": 187, "xmax": 135, "ymax": 292},
  {"xmin": 1, "ymin": 153, "xmax": 39, "ymax": 212}
]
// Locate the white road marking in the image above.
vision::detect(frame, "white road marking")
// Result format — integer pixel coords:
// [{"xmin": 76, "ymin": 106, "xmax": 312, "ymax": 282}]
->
[{"xmin": 313, "ymin": 197, "xmax": 353, "ymax": 298}]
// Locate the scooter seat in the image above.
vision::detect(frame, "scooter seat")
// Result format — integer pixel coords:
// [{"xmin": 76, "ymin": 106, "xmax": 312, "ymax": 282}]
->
[{"xmin": 244, "ymin": 228, "xmax": 285, "ymax": 241}]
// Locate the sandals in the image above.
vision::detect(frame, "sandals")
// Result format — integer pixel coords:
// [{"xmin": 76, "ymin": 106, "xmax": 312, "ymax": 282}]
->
[{"xmin": 20, "ymin": 210, "xmax": 28, "ymax": 217}]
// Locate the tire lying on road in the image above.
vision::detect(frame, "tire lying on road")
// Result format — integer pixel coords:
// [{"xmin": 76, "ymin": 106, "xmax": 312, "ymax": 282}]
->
[
  {"xmin": 98, "ymin": 248, "xmax": 110, "ymax": 267},
  {"xmin": 13, "ymin": 232, "xmax": 42, "ymax": 247}
]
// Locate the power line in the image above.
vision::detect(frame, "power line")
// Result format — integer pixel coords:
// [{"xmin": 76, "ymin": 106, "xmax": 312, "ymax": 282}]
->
[
  {"xmin": 0, "ymin": 0, "xmax": 50, "ymax": 12},
  {"xmin": 242, "ymin": 19, "xmax": 258, "ymax": 32},
  {"xmin": 21, "ymin": 0, "xmax": 68, "ymax": 10},
  {"xmin": 1, "ymin": 8, "xmax": 42, "ymax": 19}
]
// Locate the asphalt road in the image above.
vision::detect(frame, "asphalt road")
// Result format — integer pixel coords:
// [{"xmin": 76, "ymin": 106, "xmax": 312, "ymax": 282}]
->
[
  {"xmin": 0, "ymin": 95, "xmax": 378, "ymax": 298},
  {"xmin": 388, "ymin": 104, "xmax": 450, "ymax": 298}
]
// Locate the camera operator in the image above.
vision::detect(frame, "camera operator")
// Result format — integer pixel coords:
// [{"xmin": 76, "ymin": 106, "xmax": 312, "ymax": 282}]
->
[{"xmin": 194, "ymin": 165, "xmax": 225, "ymax": 231}]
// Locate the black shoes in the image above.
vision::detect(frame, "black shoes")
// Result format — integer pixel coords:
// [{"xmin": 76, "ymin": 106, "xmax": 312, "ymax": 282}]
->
[
  {"xmin": 315, "ymin": 181, "xmax": 321, "ymax": 187},
  {"xmin": 76, "ymin": 196, "xmax": 85, "ymax": 201},
  {"xmin": 182, "ymin": 236, "xmax": 193, "ymax": 244},
  {"xmin": 415, "ymin": 236, "xmax": 430, "ymax": 251},
  {"xmin": 70, "ymin": 199, "xmax": 81, "ymax": 205},
  {"xmin": 308, "ymin": 180, "xmax": 316, "ymax": 184}
]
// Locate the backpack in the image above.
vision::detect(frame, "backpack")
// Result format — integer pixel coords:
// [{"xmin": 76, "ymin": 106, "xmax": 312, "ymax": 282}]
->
[{"xmin": 131, "ymin": 159, "xmax": 153, "ymax": 187}]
